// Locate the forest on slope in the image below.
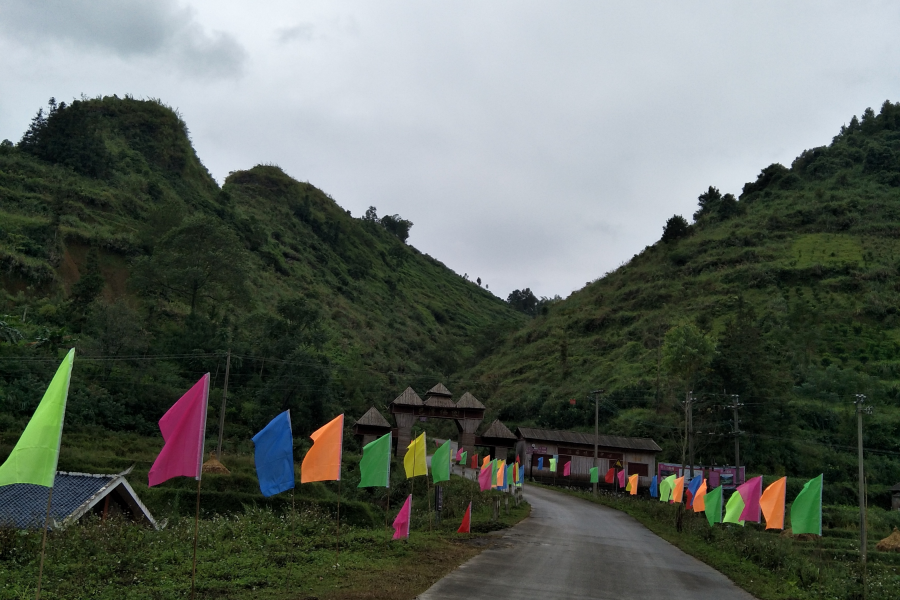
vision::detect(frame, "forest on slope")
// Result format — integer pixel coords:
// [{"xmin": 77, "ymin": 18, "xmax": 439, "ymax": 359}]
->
[
  {"xmin": 471, "ymin": 102, "xmax": 900, "ymax": 506},
  {"xmin": 0, "ymin": 96, "xmax": 524, "ymax": 451}
]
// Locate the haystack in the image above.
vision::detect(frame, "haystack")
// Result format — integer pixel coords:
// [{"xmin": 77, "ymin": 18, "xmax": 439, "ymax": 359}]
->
[
  {"xmin": 876, "ymin": 527, "xmax": 900, "ymax": 553},
  {"xmin": 202, "ymin": 453, "xmax": 231, "ymax": 475}
]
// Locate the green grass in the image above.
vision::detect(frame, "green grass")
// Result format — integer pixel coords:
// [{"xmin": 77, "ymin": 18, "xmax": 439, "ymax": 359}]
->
[
  {"xmin": 0, "ymin": 476, "xmax": 530, "ymax": 600},
  {"xmin": 540, "ymin": 484, "xmax": 900, "ymax": 600}
]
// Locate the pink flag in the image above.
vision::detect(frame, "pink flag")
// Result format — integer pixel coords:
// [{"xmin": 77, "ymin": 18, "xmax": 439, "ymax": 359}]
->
[
  {"xmin": 149, "ymin": 374, "xmax": 209, "ymax": 487},
  {"xmin": 738, "ymin": 475, "xmax": 763, "ymax": 522},
  {"xmin": 455, "ymin": 447, "xmax": 463, "ymax": 462},
  {"xmin": 478, "ymin": 464, "xmax": 492, "ymax": 491},
  {"xmin": 563, "ymin": 461, "xmax": 571, "ymax": 476},
  {"xmin": 392, "ymin": 494, "xmax": 412, "ymax": 540},
  {"xmin": 617, "ymin": 469, "xmax": 626, "ymax": 488}
]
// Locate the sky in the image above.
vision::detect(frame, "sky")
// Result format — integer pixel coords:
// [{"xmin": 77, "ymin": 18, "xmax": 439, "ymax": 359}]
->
[{"xmin": 2, "ymin": 1, "xmax": 900, "ymax": 300}]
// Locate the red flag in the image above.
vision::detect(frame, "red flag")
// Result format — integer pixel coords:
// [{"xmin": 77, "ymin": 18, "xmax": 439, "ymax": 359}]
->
[
  {"xmin": 457, "ymin": 502, "xmax": 472, "ymax": 533},
  {"xmin": 569, "ymin": 398, "xmax": 576, "ymax": 405},
  {"xmin": 392, "ymin": 495, "xmax": 412, "ymax": 540},
  {"xmin": 605, "ymin": 467, "xmax": 616, "ymax": 483},
  {"xmin": 516, "ymin": 454, "xmax": 520, "ymax": 464},
  {"xmin": 471, "ymin": 454, "xmax": 478, "ymax": 469},
  {"xmin": 149, "ymin": 374, "xmax": 209, "ymax": 487},
  {"xmin": 563, "ymin": 461, "xmax": 571, "ymax": 476}
]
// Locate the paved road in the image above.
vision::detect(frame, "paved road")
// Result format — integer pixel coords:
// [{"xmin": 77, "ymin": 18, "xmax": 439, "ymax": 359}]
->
[{"xmin": 418, "ymin": 485, "xmax": 755, "ymax": 600}]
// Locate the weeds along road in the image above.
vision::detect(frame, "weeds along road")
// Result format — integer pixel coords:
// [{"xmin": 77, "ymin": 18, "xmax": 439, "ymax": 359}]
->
[{"xmin": 418, "ymin": 484, "xmax": 756, "ymax": 600}]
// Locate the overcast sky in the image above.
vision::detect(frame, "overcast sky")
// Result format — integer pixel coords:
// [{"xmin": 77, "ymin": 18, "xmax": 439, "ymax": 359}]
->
[{"xmin": 2, "ymin": 1, "xmax": 899, "ymax": 300}]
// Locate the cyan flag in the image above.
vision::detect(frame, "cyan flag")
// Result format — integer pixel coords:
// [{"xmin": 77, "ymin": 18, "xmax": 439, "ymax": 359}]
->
[{"xmin": 251, "ymin": 411, "xmax": 295, "ymax": 497}]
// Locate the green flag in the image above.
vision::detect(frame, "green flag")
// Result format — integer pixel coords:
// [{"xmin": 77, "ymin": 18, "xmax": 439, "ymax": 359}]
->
[
  {"xmin": 549, "ymin": 458, "xmax": 557, "ymax": 472},
  {"xmin": 790, "ymin": 474, "xmax": 823, "ymax": 535},
  {"xmin": 358, "ymin": 433, "xmax": 391, "ymax": 488},
  {"xmin": 705, "ymin": 486, "xmax": 723, "ymax": 526},
  {"xmin": 491, "ymin": 459, "xmax": 499, "ymax": 482},
  {"xmin": 659, "ymin": 474, "xmax": 676, "ymax": 502},
  {"xmin": 432, "ymin": 439, "xmax": 451, "ymax": 483},
  {"xmin": 460, "ymin": 451, "xmax": 467, "ymax": 465},
  {"xmin": 590, "ymin": 467, "xmax": 599, "ymax": 483},
  {"xmin": 0, "ymin": 349, "xmax": 74, "ymax": 488},
  {"xmin": 724, "ymin": 490, "xmax": 745, "ymax": 525}
]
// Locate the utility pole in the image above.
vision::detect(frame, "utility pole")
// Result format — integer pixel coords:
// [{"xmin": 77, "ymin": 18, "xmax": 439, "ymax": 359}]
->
[
  {"xmin": 592, "ymin": 389, "xmax": 603, "ymax": 496},
  {"xmin": 730, "ymin": 394, "xmax": 741, "ymax": 482},
  {"xmin": 855, "ymin": 394, "xmax": 872, "ymax": 568},
  {"xmin": 687, "ymin": 391, "xmax": 695, "ymax": 480},
  {"xmin": 216, "ymin": 350, "xmax": 231, "ymax": 461}
]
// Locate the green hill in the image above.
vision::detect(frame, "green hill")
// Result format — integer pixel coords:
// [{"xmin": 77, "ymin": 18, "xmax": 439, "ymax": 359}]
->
[
  {"xmin": 467, "ymin": 101, "xmax": 900, "ymax": 505},
  {"xmin": 0, "ymin": 96, "xmax": 524, "ymax": 449}
]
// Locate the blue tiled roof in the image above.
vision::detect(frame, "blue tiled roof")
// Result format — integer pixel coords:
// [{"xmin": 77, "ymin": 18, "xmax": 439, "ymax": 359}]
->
[{"xmin": 0, "ymin": 472, "xmax": 115, "ymax": 529}]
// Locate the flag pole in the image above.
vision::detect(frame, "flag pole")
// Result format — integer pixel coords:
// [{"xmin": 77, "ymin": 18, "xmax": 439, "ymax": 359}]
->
[
  {"xmin": 190, "ymin": 477, "xmax": 201, "ymax": 600},
  {"xmin": 34, "ymin": 485, "xmax": 55, "ymax": 600},
  {"xmin": 288, "ymin": 486, "xmax": 296, "ymax": 586},
  {"xmin": 336, "ymin": 476, "xmax": 341, "ymax": 560}
]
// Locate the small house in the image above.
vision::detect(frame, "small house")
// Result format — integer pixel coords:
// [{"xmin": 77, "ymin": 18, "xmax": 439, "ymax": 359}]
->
[
  {"xmin": 517, "ymin": 427, "xmax": 662, "ymax": 488},
  {"xmin": 0, "ymin": 467, "xmax": 157, "ymax": 529}
]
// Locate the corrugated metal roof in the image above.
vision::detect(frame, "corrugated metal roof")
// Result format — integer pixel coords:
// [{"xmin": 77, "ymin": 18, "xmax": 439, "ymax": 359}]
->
[
  {"xmin": 426, "ymin": 383, "xmax": 452, "ymax": 397},
  {"xmin": 355, "ymin": 407, "xmax": 391, "ymax": 428},
  {"xmin": 391, "ymin": 387, "xmax": 423, "ymax": 406},
  {"xmin": 516, "ymin": 427, "xmax": 662, "ymax": 452},
  {"xmin": 455, "ymin": 392, "xmax": 485, "ymax": 409},
  {"xmin": 482, "ymin": 420, "xmax": 517, "ymax": 439},
  {"xmin": 0, "ymin": 470, "xmax": 156, "ymax": 529}
]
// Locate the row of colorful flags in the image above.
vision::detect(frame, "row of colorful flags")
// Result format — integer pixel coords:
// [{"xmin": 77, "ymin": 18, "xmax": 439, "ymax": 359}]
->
[
  {"xmin": 649, "ymin": 472, "xmax": 823, "ymax": 535},
  {"xmin": 0, "ymin": 352, "xmax": 822, "ymax": 540}
]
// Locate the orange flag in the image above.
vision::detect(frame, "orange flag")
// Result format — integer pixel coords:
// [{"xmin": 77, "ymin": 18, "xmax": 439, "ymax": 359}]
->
[
  {"xmin": 482, "ymin": 455, "xmax": 491, "ymax": 469},
  {"xmin": 759, "ymin": 476, "xmax": 787, "ymax": 529},
  {"xmin": 628, "ymin": 473, "xmax": 639, "ymax": 495},
  {"xmin": 672, "ymin": 476, "xmax": 685, "ymax": 503},
  {"xmin": 300, "ymin": 414, "xmax": 344, "ymax": 483},
  {"xmin": 692, "ymin": 480, "xmax": 707, "ymax": 512}
]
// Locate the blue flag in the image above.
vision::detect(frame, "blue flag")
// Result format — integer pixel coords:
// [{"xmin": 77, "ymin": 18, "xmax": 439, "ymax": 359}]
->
[
  {"xmin": 502, "ymin": 462, "xmax": 508, "ymax": 489},
  {"xmin": 650, "ymin": 475, "xmax": 659, "ymax": 498},
  {"xmin": 251, "ymin": 411, "xmax": 295, "ymax": 497},
  {"xmin": 538, "ymin": 457, "xmax": 544, "ymax": 470},
  {"xmin": 688, "ymin": 474, "xmax": 704, "ymax": 496}
]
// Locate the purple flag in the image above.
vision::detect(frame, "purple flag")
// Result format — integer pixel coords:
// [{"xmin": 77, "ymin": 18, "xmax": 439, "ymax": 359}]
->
[{"xmin": 738, "ymin": 475, "xmax": 763, "ymax": 522}]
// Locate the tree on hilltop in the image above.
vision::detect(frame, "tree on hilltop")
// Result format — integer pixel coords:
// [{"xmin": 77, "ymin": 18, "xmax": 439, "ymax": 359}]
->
[{"xmin": 661, "ymin": 215, "xmax": 690, "ymax": 243}]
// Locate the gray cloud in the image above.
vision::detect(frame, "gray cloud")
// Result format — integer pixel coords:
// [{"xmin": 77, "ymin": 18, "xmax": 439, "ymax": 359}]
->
[
  {"xmin": 4, "ymin": 1, "xmax": 900, "ymax": 299},
  {"xmin": 277, "ymin": 23, "xmax": 314, "ymax": 44},
  {"xmin": 0, "ymin": 0, "xmax": 245, "ymax": 78}
]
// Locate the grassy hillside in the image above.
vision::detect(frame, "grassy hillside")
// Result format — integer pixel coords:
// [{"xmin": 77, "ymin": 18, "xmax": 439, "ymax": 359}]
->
[
  {"xmin": 468, "ymin": 101, "xmax": 900, "ymax": 505},
  {"xmin": 0, "ymin": 95, "xmax": 524, "ymax": 451}
]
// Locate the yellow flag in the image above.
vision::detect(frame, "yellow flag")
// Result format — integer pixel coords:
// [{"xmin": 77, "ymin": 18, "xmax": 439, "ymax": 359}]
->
[{"xmin": 403, "ymin": 433, "xmax": 428, "ymax": 478}]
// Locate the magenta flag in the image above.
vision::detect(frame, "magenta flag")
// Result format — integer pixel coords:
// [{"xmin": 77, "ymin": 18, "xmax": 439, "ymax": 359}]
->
[
  {"xmin": 148, "ymin": 374, "xmax": 210, "ymax": 487},
  {"xmin": 617, "ymin": 469, "xmax": 626, "ymax": 488},
  {"xmin": 455, "ymin": 447, "xmax": 463, "ymax": 462},
  {"xmin": 478, "ymin": 464, "xmax": 492, "ymax": 491},
  {"xmin": 738, "ymin": 475, "xmax": 763, "ymax": 522},
  {"xmin": 563, "ymin": 461, "xmax": 571, "ymax": 476},
  {"xmin": 392, "ymin": 494, "xmax": 412, "ymax": 540}
]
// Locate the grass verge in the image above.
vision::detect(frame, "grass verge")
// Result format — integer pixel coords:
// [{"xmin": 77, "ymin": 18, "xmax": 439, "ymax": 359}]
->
[
  {"xmin": 0, "ymin": 478, "xmax": 529, "ymax": 600},
  {"xmin": 535, "ymin": 483, "xmax": 899, "ymax": 600}
]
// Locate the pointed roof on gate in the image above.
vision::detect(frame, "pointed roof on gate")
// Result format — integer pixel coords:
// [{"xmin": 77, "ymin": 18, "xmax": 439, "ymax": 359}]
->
[
  {"xmin": 391, "ymin": 387, "xmax": 423, "ymax": 406},
  {"xmin": 481, "ymin": 419, "xmax": 516, "ymax": 439},
  {"xmin": 426, "ymin": 383, "xmax": 452, "ymax": 397},
  {"xmin": 355, "ymin": 407, "xmax": 391, "ymax": 428},
  {"xmin": 455, "ymin": 392, "xmax": 485, "ymax": 409}
]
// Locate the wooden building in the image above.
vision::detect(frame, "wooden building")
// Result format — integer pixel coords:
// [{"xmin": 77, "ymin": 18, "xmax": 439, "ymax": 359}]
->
[
  {"xmin": 353, "ymin": 406, "xmax": 392, "ymax": 447},
  {"xmin": 517, "ymin": 427, "xmax": 662, "ymax": 488}
]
